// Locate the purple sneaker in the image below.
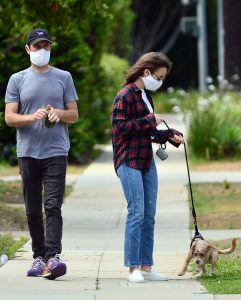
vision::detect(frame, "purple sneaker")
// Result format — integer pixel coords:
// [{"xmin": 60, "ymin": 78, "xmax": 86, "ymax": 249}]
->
[
  {"xmin": 43, "ymin": 254, "xmax": 67, "ymax": 280},
  {"xmin": 27, "ymin": 257, "xmax": 51, "ymax": 277}
]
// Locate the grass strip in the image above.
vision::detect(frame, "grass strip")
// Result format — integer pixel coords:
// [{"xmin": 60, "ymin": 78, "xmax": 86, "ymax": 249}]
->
[{"xmin": 0, "ymin": 234, "xmax": 28, "ymax": 259}]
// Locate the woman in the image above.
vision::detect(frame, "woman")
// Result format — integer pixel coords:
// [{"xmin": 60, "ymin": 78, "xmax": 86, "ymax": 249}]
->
[{"xmin": 111, "ymin": 52, "xmax": 184, "ymax": 283}]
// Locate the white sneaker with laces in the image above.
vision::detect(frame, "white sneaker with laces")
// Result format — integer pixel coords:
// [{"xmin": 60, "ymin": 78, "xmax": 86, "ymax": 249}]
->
[
  {"xmin": 128, "ymin": 269, "xmax": 145, "ymax": 283},
  {"xmin": 141, "ymin": 270, "xmax": 169, "ymax": 281}
]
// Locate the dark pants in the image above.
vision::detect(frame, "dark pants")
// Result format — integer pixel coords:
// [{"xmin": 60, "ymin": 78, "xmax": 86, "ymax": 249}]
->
[{"xmin": 18, "ymin": 156, "xmax": 67, "ymax": 260}]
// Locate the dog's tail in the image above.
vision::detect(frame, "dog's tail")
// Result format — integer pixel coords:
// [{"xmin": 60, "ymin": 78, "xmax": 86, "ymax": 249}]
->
[{"xmin": 218, "ymin": 238, "xmax": 237, "ymax": 254}]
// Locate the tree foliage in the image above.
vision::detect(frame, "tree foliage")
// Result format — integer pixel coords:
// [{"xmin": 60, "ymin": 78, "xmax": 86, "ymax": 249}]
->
[{"xmin": 0, "ymin": 0, "xmax": 132, "ymax": 164}]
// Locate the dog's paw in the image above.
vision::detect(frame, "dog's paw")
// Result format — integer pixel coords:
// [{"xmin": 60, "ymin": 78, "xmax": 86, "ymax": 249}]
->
[{"xmin": 177, "ymin": 271, "xmax": 185, "ymax": 276}]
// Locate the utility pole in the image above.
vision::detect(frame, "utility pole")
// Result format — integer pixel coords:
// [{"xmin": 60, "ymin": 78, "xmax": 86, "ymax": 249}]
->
[
  {"xmin": 217, "ymin": 0, "xmax": 225, "ymax": 88},
  {"xmin": 197, "ymin": 0, "xmax": 208, "ymax": 92}
]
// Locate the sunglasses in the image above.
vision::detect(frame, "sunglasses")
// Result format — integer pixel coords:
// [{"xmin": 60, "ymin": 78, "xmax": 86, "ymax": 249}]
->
[{"xmin": 151, "ymin": 72, "xmax": 164, "ymax": 82}]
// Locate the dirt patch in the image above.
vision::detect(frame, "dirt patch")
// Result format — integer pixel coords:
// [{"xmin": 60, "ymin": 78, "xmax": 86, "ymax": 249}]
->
[
  {"xmin": 195, "ymin": 182, "xmax": 241, "ymax": 196},
  {"xmin": 0, "ymin": 180, "xmax": 24, "ymax": 204},
  {"xmin": 0, "ymin": 204, "xmax": 27, "ymax": 231},
  {"xmin": 191, "ymin": 160, "xmax": 241, "ymax": 171},
  {"xmin": 198, "ymin": 212, "xmax": 241, "ymax": 229}
]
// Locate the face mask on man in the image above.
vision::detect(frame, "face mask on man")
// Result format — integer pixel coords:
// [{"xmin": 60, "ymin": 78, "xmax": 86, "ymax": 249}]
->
[
  {"xmin": 141, "ymin": 72, "xmax": 163, "ymax": 91},
  {"xmin": 27, "ymin": 46, "xmax": 50, "ymax": 66}
]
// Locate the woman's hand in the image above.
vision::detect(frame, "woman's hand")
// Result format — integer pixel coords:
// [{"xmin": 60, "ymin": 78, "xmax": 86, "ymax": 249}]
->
[
  {"xmin": 169, "ymin": 134, "xmax": 184, "ymax": 144},
  {"xmin": 154, "ymin": 114, "xmax": 163, "ymax": 125}
]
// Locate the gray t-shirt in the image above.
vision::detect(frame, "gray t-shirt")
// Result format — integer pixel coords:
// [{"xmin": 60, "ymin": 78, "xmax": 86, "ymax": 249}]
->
[{"xmin": 5, "ymin": 66, "xmax": 78, "ymax": 158}]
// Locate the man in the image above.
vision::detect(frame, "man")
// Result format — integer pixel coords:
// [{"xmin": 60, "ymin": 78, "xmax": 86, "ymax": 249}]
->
[{"xmin": 5, "ymin": 28, "xmax": 79, "ymax": 280}]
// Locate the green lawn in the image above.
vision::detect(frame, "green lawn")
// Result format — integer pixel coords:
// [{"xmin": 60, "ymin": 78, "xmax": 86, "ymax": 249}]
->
[
  {"xmin": 197, "ymin": 239, "xmax": 241, "ymax": 294},
  {"xmin": 189, "ymin": 182, "xmax": 241, "ymax": 229}
]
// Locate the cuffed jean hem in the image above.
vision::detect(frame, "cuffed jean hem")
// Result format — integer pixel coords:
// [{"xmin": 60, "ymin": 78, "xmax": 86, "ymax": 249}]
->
[
  {"xmin": 140, "ymin": 262, "xmax": 153, "ymax": 266},
  {"xmin": 125, "ymin": 263, "xmax": 141, "ymax": 267}
]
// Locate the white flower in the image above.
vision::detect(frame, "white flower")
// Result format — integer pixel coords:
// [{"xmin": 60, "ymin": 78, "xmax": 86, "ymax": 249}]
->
[
  {"xmin": 206, "ymin": 76, "xmax": 213, "ymax": 84},
  {"xmin": 227, "ymin": 84, "xmax": 234, "ymax": 90},
  {"xmin": 172, "ymin": 105, "xmax": 181, "ymax": 113},
  {"xmin": 232, "ymin": 74, "xmax": 239, "ymax": 81},
  {"xmin": 217, "ymin": 75, "xmax": 223, "ymax": 82},
  {"xmin": 208, "ymin": 84, "xmax": 215, "ymax": 91},
  {"xmin": 222, "ymin": 79, "xmax": 229, "ymax": 86},
  {"xmin": 223, "ymin": 94, "xmax": 232, "ymax": 103},
  {"xmin": 177, "ymin": 89, "xmax": 187, "ymax": 96},
  {"xmin": 198, "ymin": 97, "xmax": 208, "ymax": 110},
  {"xmin": 169, "ymin": 97, "xmax": 178, "ymax": 105},
  {"xmin": 209, "ymin": 94, "xmax": 218, "ymax": 103},
  {"xmin": 167, "ymin": 87, "xmax": 175, "ymax": 93}
]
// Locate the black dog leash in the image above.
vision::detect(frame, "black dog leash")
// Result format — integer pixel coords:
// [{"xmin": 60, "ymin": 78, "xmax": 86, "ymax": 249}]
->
[{"xmin": 162, "ymin": 120, "xmax": 204, "ymax": 248}]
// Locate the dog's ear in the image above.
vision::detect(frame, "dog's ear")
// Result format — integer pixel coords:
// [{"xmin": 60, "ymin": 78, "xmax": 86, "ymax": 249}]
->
[
  {"xmin": 191, "ymin": 243, "xmax": 196, "ymax": 255},
  {"xmin": 206, "ymin": 245, "xmax": 212, "ymax": 251}
]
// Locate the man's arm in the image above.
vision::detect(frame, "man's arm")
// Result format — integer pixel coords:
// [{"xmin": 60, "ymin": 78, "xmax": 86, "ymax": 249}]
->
[
  {"xmin": 5, "ymin": 102, "xmax": 47, "ymax": 128},
  {"xmin": 48, "ymin": 101, "xmax": 79, "ymax": 124}
]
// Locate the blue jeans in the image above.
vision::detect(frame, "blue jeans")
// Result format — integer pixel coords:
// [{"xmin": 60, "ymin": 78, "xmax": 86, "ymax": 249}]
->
[{"xmin": 117, "ymin": 159, "xmax": 158, "ymax": 267}]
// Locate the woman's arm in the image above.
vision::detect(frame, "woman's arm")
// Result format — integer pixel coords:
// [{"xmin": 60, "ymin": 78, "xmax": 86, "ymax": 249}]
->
[{"xmin": 111, "ymin": 96, "xmax": 158, "ymax": 135}]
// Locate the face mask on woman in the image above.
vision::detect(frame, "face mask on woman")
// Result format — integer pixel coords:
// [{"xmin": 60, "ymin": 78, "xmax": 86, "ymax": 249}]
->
[
  {"xmin": 27, "ymin": 47, "xmax": 51, "ymax": 66},
  {"xmin": 141, "ymin": 72, "xmax": 163, "ymax": 91}
]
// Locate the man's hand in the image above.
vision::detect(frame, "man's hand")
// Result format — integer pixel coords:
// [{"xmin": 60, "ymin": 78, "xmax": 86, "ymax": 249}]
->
[
  {"xmin": 46, "ymin": 105, "xmax": 60, "ymax": 123},
  {"xmin": 32, "ymin": 108, "xmax": 48, "ymax": 122},
  {"xmin": 154, "ymin": 114, "xmax": 163, "ymax": 125}
]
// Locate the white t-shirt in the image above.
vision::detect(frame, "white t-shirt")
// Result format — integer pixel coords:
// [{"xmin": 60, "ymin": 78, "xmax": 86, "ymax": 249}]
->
[{"xmin": 141, "ymin": 89, "xmax": 153, "ymax": 113}]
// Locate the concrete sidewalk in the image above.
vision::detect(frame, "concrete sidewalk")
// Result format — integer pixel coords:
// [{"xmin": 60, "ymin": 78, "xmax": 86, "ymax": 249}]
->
[{"xmin": 0, "ymin": 114, "xmax": 240, "ymax": 300}]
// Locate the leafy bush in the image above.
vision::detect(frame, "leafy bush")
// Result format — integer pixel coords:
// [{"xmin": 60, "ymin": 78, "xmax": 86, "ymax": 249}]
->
[
  {"xmin": 188, "ymin": 96, "xmax": 241, "ymax": 160},
  {"xmin": 101, "ymin": 53, "xmax": 129, "ymax": 97},
  {"xmin": 0, "ymin": 112, "xmax": 4, "ymax": 159},
  {"xmin": 154, "ymin": 89, "xmax": 241, "ymax": 161}
]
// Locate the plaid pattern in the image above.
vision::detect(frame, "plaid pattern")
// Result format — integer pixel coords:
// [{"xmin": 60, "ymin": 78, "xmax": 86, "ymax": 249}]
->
[{"xmin": 111, "ymin": 83, "xmax": 175, "ymax": 172}]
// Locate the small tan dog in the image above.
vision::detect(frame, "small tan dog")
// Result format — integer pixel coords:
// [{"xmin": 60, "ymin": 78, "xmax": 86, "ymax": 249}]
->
[{"xmin": 178, "ymin": 238, "xmax": 237, "ymax": 278}]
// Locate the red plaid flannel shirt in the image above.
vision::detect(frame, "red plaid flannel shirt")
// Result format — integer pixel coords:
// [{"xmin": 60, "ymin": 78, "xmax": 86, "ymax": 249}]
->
[{"xmin": 111, "ymin": 83, "xmax": 179, "ymax": 173}]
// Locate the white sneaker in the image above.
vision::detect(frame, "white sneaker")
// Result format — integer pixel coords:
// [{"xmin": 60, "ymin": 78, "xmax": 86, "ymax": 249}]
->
[
  {"xmin": 141, "ymin": 270, "xmax": 169, "ymax": 281},
  {"xmin": 128, "ymin": 269, "xmax": 145, "ymax": 283}
]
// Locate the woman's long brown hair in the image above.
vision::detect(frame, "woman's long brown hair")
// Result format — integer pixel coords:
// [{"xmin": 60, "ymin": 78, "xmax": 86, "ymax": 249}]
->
[{"xmin": 125, "ymin": 52, "xmax": 172, "ymax": 85}]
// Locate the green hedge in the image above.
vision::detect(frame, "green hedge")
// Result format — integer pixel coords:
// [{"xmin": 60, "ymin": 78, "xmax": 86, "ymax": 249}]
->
[{"xmin": 188, "ymin": 98, "xmax": 241, "ymax": 160}]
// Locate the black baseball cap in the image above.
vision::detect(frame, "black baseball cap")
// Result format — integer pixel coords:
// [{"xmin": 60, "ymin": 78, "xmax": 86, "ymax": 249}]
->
[{"xmin": 26, "ymin": 28, "xmax": 52, "ymax": 45}]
